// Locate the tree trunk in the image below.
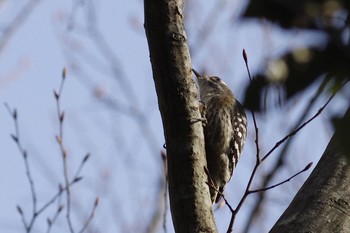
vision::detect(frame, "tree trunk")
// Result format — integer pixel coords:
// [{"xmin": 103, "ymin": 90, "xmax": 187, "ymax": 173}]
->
[
  {"xmin": 270, "ymin": 106, "xmax": 350, "ymax": 233},
  {"xmin": 144, "ymin": 0, "xmax": 217, "ymax": 232}
]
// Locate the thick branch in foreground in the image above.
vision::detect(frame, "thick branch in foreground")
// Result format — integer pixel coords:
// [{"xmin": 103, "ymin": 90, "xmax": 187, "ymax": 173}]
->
[
  {"xmin": 270, "ymin": 106, "xmax": 350, "ymax": 233},
  {"xmin": 144, "ymin": 0, "xmax": 217, "ymax": 232}
]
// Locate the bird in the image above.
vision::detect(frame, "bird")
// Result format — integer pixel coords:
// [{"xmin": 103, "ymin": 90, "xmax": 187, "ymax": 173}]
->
[{"xmin": 192, "ymin": 69, "xmax": 247, "ymax": 203}]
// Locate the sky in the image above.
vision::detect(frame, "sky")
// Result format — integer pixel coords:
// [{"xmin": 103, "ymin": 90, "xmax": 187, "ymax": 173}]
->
[{"xmin": 0, "ymin": 1, "xmax": 348, "ymax": 233}]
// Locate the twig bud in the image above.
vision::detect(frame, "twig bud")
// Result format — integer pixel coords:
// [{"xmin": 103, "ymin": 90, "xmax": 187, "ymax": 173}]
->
[
  {"xmin": 62, "ymin": 67, "xmax": 67, "ymax": 79},
  {"xmin": 94, "ymin": 197, "xmax": 99, "ymax": 207},
  {"xmin": 13, "ymin": 109, "xmax": 17, "ymax": 119},
  {"xmin": 304, "ymin": 162, "xmax": 313, "ymax": 171},
  {"xmin": 82, "ymin": 153, "xmax": 90, "ymax": 163},
  {"xmin": 11, "ymin": 134, "xmax": 18, "ymax": 142},
  {"xmin": 60, "ymin": 112, "xmax": 65, "ymax": 122},
  {"xmin": 56, "ymin": 135, "xmax": 62, "ymax": 144},
  {"xmin": 54, "ymin": 90, "xmax": 59, "ymax": 100},
  {"xmin": 58, "ymin": 205, "xmax": 64, "ymax": 213},
  {"xmin": 73, "ymin": 176, "xmax": 83, "ymax": 183},
  {"xmin": 243, "ymin": 49, "xmax": 248, "ymax": 64},
  {"xmin": 16, "ymin": 205, "xmax": 23, "ymax": 215}
]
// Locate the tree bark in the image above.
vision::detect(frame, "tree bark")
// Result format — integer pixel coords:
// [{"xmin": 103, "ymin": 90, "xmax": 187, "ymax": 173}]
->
[
  {"xmin": 270, "ymin": 106, "xmax": 350, "ymax": 233},
  {"xmin": 144, "ymin": 0, "xmax": 217, "ymax": 232}
]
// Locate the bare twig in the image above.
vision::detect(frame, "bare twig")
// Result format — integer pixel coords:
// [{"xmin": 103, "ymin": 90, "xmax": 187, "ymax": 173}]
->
[
  {"xmin": 242, "ymin": 79, "xmax": 349, "ymax": 233},
  {"xmin": 73, "ymin": 153, "xmax": 90, "ymax": 182},
  {"xmin": 249, "ymin": 162, "xmax": 313, "ymax": 194},
  {"xmin": 46, "ymin": 205, "xmax": 63, "ymax": 233},
  {"xmin": 16, "ymin": 205, "xmax": 27, "ymax": 230},
  {"xmin": 37, "ymin": 177, "xmax": 82, "ymax": 216},
  {"xmin": 205, "ymin": 178, "xmax": 235, "ymax": 214},
  {"xmin": 6, "ymin": 103, "xmax": 85, "ymax": 233},
  {"xmin": 225, "ymin": 50, "xmax": 332, "ymax": 233},
  {"xmin": 64, "ymin": 2, "xmax": 160, "ymax": 158},
  {"xmin": 5, "ymin": 104, "xmax": 37, "ymax": 232},
  {"xmin": 243, "ymin": 49, "xmax": 252, "ymax": 82},
  {"xmin": 190, "ymin": 1, "xmax": 226, "ymax": 58},
  {"xmin": 144, "ymin": 151, "xmax": 168, "ymax": 233},
  {"xmin": 242, "ymin": 75, "xmax": 334, "ymax": 233},
  {"xmin": 261, "ymin": 93, "xmax": 336, "ymax": 162},
  {"xmin": 226, "ymin": 50, "xmax": 261, "ymax": 232},
  {"xmin": 6, "ymin": 68, "xmax": 94, "ymax": 233},
  {"xmin": 161, "ymin": 151, "xmax": 168, "ymax": 233},
  {"xmin": 55, "ymin": 68, "xmax": 98, "ymax": 232},
  {"xmin": 227, "ymin": 161, "xmax": 312, "ymax": 233},
  {"xmin": 0, "ymin": 0, "xmax": 41, "ymax": 54},
  {"xmin": 54, "ymin": 68, "xmax": 75, "ymax": 233},
  {"xmin": 78, "ymin": 197, "xmax": 99, "ymax": 233}
]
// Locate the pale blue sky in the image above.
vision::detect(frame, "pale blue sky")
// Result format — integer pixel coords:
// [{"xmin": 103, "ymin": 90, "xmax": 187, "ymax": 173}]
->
[{"xmin": 0, "ymin": 1, "xmax": 347, "ymax": 233}]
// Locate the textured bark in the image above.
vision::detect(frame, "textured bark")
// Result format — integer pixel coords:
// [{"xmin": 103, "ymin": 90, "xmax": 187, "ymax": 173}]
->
[
  {"xmin": 270, "ymin": 106, "xmax": 350, "ymax": 233},
  {"xmin": 144, "ymin": 0, "xmax": 217, "ymax": 232}
]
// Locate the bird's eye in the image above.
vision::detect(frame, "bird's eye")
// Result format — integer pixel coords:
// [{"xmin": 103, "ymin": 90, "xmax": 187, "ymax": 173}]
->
[{"xmin": 210, "ymin": 76, "xmax": 221, "ymax": 82}]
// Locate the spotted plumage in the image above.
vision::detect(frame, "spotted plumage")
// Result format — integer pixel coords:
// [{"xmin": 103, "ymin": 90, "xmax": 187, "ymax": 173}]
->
[{"xmin": 193, "ymin": 69, "xmax": 247, "ymax": 203}]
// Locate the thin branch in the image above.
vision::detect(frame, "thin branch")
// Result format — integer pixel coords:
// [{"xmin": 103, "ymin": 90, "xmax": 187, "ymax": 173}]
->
[
  {"xmin": 244, "ymin": 49, "xmax": 260, "ymax": 163},
  {"xmin": 5, "ymin": 104, "xmax": 37, "ymax": 232},
  {"xmin": 162, "ymin": 151, "xmax": 168, "ymax": 233},
  {"xmin": 226, "ymin": 50, "xmax": 335, "ymax": 233},
  {"xmin": 64, "ymin": 2, "xmax": 160, "ymax": 158},
  {"xmin": 16, "ymin": 205, "xmax": 28, "ymax": 230},
  {"xmin": 227, "ymin": 161, "xmax": 312, "ymax": 233},
  {"xmin": 46, "ymin": 205, "xmax": 63, "ymax": 233},
  {"xmin": 241, "ymin": 75, "xmax": 334, "ymax": 233},
  {"xmin": 83, "ymin": 0, "xmax": 139, "ymax": 105},
  {"xmin": 243, "ymin": 49, "xmax": 252, "ymax": 82},
  {"xmin": 102, "ymin": 97, "xmax": 160, "ymax": 153},
  {"xmin": 261, "ymin": 90, "xmax": 336, "ymax": 162},
  {"xmin": 240, "ymin": 67, "xmax": 347, "ymax": 233},
  {"xmin": 6, "ymin": 68, "xmax": 93, "ymax": 233},
  {"xmin": 54, "ymin": 68, "xmax": 98, "ymax": 233},
  {"xmin": 226, "ymin": 150, "xmax": 262, "ymax": 232},
  {"xmin": 261, "ymin": 76, "xmax": 350, "ymax": 163},
  {"xmin": 5, "ymin": 103, "xmax": 86, "ymax": 232},
  {"xmin": 249, "ymin": 162, "xmax": 313, "ymax": 194},
  {"xmin": 144, "ymin": 151, "xmax": 168, "ymax": 233},
  {"xmin": 269, "ymin": 106, "xmax": 350, "ymax": 233},
  {"xmin": 226, "ymin": 49, "xmax": 261, "ymax": 233},
  {"xmin": 0, "ymin": 0, "xmax": 41, "ymax": 54},
  {"xmin": 78, "ymin": 197, "xmax": 99, "ymax": 233},
  {"xmin": 205, "ymin": 178, "xmax": 235, "ymax": 214},
  {"xmin": 36, "ymin": 178, "xmax": 82, "ymax": 216},
  {"xmin": 54, "ymin": 68, "xmax": 74, "ymax": 233},
  {"xmin": 190, "ymin": 1, "xmax": 226, "ymax": 58},
  {"xmin": 73, "ymin": 153, "xmax": 90, "ymax": 181}
]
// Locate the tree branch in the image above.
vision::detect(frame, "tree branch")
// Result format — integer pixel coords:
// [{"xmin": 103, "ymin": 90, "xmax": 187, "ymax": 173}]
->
[
  {"xmin": 270, "ymin": 106, "xmax": 350, "ymax": 233},
  {"xmin": 144, "ymin": 0, "xmax": 217, "ymax": 232}
]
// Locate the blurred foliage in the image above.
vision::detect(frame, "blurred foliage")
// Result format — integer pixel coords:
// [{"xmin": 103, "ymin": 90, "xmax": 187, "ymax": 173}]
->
[
  {"xmin": 244, "ymin": 0, "xmax": 350, "ymax": 29},
  {"xmin": 242, "ymin": 0, "xmax": 350, "ymax": 111}
]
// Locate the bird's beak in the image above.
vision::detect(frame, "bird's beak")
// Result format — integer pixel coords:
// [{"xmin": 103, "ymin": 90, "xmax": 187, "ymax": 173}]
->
[{"xmin": 192, "ymin": 68, "xmax": 201, "ymax": 78}]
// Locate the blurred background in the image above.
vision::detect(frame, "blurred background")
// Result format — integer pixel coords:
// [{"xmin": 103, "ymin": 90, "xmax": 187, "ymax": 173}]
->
[{"xmin": 0, "ymin": 0, "xmax": 349, "ymax": 233}]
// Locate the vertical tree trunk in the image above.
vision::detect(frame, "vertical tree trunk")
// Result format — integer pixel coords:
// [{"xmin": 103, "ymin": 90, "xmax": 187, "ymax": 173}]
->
[
  {"xmin": 270, "ymin": 106, "xmax": 350, "ymax": 233},
  {"xmin": 144, "ymin": 0, "xmax": 217, "ymax": 232}
]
